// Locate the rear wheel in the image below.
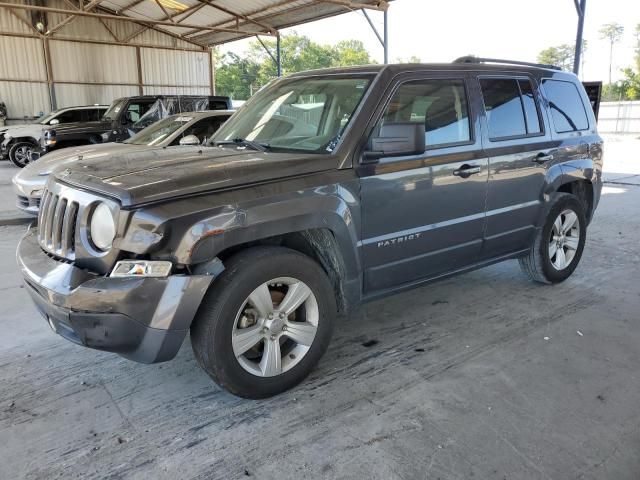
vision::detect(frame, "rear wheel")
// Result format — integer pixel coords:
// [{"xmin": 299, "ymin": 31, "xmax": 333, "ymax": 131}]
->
[
  {"xmin": 519, "ymin": 193, "xmax": 587, "ymax": 284},
  {"xmin": 9, "ymin": 141, "xmax": 37, "ymax": 168},
  {"xmin": 190, "ymin": 246, "xmax": 336, "ymax": 398}
]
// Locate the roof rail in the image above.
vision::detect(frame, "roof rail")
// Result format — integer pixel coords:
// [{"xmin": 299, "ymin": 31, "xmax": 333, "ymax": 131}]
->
[{"xmin": 453, "ymin": 56, "xmax": 562, "ymax": 71}]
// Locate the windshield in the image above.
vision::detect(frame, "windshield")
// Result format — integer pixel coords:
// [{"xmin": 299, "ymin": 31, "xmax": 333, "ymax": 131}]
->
[
  {"xmin": 36, "ymin": 111, "xmax": 58, "ymax": 125},
  {"xmin": 101, "ymin": 99, "xmax": 125, "ymax": 121},
  {"xmin": 124, "ymin": 114, "xmax": 193, "ymax": 146},
  {"xmin": 211, "ymin": 75, "xmax": 372, "ymax": 154}
]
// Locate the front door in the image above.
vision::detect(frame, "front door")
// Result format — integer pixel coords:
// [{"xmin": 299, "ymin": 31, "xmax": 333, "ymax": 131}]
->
[{"xmin": 359, "ymin": 75, "xmax": 488, "ymax": 294}]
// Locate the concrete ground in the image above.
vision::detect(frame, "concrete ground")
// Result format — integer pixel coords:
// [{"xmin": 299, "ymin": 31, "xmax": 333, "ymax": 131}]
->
[{"xmin": 1, "ymin": 138, "xmax": 640, "ymax": 479}]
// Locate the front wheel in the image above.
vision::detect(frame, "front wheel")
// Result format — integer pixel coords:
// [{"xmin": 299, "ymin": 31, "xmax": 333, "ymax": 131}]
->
[
  {"xmin": 190, "ymin": 246, "xmax": 336, "ymax": 398},
  {"xmin": 9, "ymin": 141, "xmax": 37, "ymax": 168},
  {"xmin": 519, "ymin": 193, "xmax": 587, "ymax": 284}
]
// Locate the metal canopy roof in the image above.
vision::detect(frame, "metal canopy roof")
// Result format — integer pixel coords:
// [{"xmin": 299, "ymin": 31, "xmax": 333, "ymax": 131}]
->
[{"xmin": 0, "ymin": 0, "xmax": 389, "ymax": 50}]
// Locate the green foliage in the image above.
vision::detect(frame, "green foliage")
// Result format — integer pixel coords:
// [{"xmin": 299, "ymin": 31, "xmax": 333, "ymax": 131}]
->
[
  {"xmin": 606, "ymin": 23, "xmax": 640, "ymax": 100},
  {"xmin": 215, "ymin": 33, "xmax": 374, "ymax": 100},
  {"xmin": 599, "ymin": 23, "xmax": 624, "ymax": 44},
  {"xmin": 537, "ymin": 44, "xmax": 575, "ymax": 71}
]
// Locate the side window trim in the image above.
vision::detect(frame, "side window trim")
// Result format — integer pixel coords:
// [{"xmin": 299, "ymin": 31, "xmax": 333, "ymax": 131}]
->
[
  {"xmin": 478, "ymin": 75, "xmax": 546, "ymax": 142},
  {"xmin": 370, "ymin": 75, "xmax": 476, "ymax": 157},
  {"xmin": 540, "ymin": 78, "xmax": 590, "ymax": 134}
]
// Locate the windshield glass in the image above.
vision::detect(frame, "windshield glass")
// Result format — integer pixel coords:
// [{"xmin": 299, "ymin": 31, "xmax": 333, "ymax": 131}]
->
[
  {"xmin": 124, "ymin": 114, "xmax": 193, "ymax": 146},
  {"xmin": 101, "ymin": 99, "xmax": 125, "ymax": 121},
  {"xmin": 36, "ymin": 110, "xmax": 58, "ymax": 124},
  {"xmin": 211, "ymin": 75, "xmax": 372, "ymax": 154}
]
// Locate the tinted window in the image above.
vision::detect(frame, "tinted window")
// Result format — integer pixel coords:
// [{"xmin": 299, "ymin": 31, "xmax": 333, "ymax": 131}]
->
[
  {"xmin": 518, "ymin": 80, "xmax": 541, "ymax": 134},
  {"xmin": 542, "ymin": 79, "xmax": 589, "ymax": 133},
  {"xmin": 89, "ymin": 108, "xmax": 106, "ymax": 121},
  {"xmin": 54, "ymin": 109, "xmax": 84, "ymax": 124},
  {"xmin": 382, "ymin": 79, "xmax": 470, "ymax": 148},
  {"xmin": 480, "ymin": 78, "xmax": 526, "ymax": 139}
]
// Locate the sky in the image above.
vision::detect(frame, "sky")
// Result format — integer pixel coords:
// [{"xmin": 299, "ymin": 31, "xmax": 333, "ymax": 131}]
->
[{"xmin": 219, "ymin": 0, "xmax": 640, "ymax": 83}]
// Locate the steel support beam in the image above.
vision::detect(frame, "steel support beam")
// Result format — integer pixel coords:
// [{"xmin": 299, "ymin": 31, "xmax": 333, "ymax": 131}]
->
[
  {"xmin": 573, "ymin": 0, "xmax": 586, "ymax": 75},
  {"xmin": 362, "ymin": 8, "xmax": 388, "ymax": 64},
  {"xmin": 276, "ymin": 33, "xmax": 282, "ymax": 77},
  {"xmin": 0, "ymin": 2, "xmax": 264, "ymax": 36}
]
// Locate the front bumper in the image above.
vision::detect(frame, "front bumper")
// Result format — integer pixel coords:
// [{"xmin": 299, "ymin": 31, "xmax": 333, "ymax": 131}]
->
[
  {"xmin": 13, "ymin": 174, "xmax": 43, "ymax": 215},
  {"xmin": 17, "ymin": 229, "xmax": 213, "ymax": 363}
]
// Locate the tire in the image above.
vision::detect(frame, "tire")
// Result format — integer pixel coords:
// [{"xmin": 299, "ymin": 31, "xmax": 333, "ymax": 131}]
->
[
  {"xmin": 9, "ymin": 141, "xmax": 37, "ymax": 168},
  {"xmin": 519, "ymin": 193, "xmax": 587, "ymax": 284},
  {"xmin": 190, "ymin": 246, "xmax": 336, "ymax": 399}
]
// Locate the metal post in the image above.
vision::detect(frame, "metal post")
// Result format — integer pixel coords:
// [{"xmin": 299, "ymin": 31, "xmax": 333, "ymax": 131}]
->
[
  {"xmin": 276, "ymin": 32, "xmax": 282, "ymax": 77},
  {"xmin": 383, "ymin": 9, "xmax": 388, "ymax": 64},
  {"xmin": 573, "ymin": 0, "xmax": 586, "ymax": 75}
]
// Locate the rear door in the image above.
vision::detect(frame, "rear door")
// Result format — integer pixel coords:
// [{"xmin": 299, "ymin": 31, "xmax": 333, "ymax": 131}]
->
[
  {"xmin": 359, "ymin": 73, "xmax": 489, "ymax": 294},
  {"xmin": 477, "ymin": 75, "xmax": 556, "ymax": 259}
]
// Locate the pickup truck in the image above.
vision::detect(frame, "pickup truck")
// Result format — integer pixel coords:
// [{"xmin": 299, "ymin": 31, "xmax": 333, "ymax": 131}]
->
[{"xmin": 17, "ymin": 60, "xmax": 603, "ymax": 398}]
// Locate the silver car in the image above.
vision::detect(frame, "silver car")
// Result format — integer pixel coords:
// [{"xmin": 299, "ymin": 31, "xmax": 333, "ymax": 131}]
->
[{"xmin": 13, "ymin": 110, "xmax": 233, "ymax": 214}]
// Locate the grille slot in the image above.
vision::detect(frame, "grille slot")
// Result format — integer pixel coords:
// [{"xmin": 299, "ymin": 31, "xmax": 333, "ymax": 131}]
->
[{"xmin": 38, "ymin": 188, "xmax": 79, "ymax": 260}]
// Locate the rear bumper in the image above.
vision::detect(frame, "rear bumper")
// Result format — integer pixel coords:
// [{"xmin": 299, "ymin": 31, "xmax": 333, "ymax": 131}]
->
[{"xmin": 17, "ymin": 229, "xmax": 213, "ymax": 363}]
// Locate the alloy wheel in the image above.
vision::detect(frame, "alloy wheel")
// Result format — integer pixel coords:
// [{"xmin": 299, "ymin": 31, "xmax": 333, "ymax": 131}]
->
[
  {"xmin": 232, "ymin": 277, "xmax": 319, "ymax": 377},
  {"xmin": 548, "ymin": 208, "xmax": 581, "ymax": 270}
]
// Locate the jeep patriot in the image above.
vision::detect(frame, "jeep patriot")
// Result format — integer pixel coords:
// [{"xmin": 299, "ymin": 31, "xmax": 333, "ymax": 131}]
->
[{"xmin": 17, "ymin": 59, "xmax": 603, "ymax": 398}]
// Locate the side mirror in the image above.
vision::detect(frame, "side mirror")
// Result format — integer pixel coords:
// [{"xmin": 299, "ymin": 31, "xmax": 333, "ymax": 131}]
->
[
  {"xmin": 121, "ymin": 112, "xmax": 131, "ymax": 125},
  {"xmin": 49, "ymin": 119, "xmax": 59, "ymax": 125},
  {"xmin": 364, "ymin": 123, "xmax": 425, "ymax": 161},
  {"xmin": 179, "ymin": 135, "xmax": 201, "ymax": 146}
]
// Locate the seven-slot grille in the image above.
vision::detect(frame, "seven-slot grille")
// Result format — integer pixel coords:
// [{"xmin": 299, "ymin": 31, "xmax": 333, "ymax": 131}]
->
[{"xmin": 37, "ymin": 188, "xmax": 79, "ymax": 260}]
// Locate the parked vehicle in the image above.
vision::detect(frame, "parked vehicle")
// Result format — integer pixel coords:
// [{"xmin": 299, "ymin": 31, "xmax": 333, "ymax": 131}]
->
[
  {"xmin": 13, "ymin": 110, "xmax": 233, "ymax": 215},
  {"xmin": 17, "ymin": 60, "xmax": 603, "ymax": 398},
  {"xmin": 35, "ymin": 95, "xmax": 233, "ymax": 165},
  {"xmin": 0, "ymin": 105, "xmax": 108, "ymax": 167}
]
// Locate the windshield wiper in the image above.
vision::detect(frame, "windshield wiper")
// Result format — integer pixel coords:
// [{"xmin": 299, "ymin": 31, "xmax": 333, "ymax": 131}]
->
[{"xmin": 214, "ymin": 138, "xmax": 270, "ymax": 152}]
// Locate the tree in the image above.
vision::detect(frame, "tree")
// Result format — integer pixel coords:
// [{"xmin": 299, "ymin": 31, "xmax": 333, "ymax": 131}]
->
[
  {"xmin": 537, "ymin": 44, "xmax": 575, "ymax": 71},
  {"xmin": 599, "ymin": 23, "xmax": 624, "ymax": 84},
  {"xmin": 215, "ymin": 52, "xmax": 264, "ymax": 101},
  {"xmin": 331, "ymin": 40, "xmax": 373, "ymax": 66},
  {"xmin": 215, "ymin": 33, "xmax": 374, "ymax": 99}
]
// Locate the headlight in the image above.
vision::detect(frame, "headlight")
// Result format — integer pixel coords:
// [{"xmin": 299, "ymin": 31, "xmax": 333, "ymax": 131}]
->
[
  {"xmin": 89, "ymin": 202, "xmax": 116, "ymax": 251},
  {"xmin": 44, "ymin": 130, "xmax": 56, "ymax": 146}
]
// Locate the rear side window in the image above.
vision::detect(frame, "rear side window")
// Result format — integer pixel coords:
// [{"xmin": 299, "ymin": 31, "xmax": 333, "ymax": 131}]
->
[
  {"xmin": 381, "ymin": 78, "xmax": 471, "ymax": 148},
  {"xmin": 480, "ymin": 78, "xmax": 542, "ymax": 140},
  {"xmin": 542, "ymin": 79, "xmax": 589, "ymax": 133}
]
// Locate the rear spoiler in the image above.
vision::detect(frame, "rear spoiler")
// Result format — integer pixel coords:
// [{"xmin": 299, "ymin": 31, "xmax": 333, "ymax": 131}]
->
[{"xmin": 582, "ymin": 81, "xmax": 602, "ymax": 120}]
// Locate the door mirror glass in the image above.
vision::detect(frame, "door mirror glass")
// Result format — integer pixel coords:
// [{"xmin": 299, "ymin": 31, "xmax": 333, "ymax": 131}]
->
[
  {"xmin": 364, "ymin": 123, "xmax": 425, "ymax": 160},
  {"xmin": 179, "ymin": 134, "xmax": 201, "ymax": 146}
]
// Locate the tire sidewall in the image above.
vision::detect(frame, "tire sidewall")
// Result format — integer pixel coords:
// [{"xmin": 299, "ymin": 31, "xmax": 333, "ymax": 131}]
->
[
  {"xmin": 9, "ymin": 141, "xmax": 36, "ymax": 168},
  {"xmin": 194, "ymin": 247, "xmax": 336, "ymax": 398},
  {"xmin": 538, "ymin": 195, "xmax": 587, "ymax": 283}
]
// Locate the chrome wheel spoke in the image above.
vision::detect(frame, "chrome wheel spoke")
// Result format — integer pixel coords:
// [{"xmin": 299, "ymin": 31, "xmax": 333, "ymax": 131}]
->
[
  {"xmin": 248, "ymin": 283, "xmax": 273, "ymax": 318},
  {"xmin": 279, "ymin": 281, "xmax": 312, "ymax": 315},
  {"xmin": 260, "ymin": 338, "xmax": 282, "ymax": 376},
  {"xmin": 554, "ymin": 246, "xmax": 567, "ymax": 269},
  {"xmin": 549, "ymin": 241, "xmax": 558, "ymax": 258},
  {"xmin": 284, "ymin": 321, "xmax": 317, "ymax": 346},
  {"xmin": 562, "ymin": 211, "xmax": 578, "ymax": 233},
  {"xmin": 564, "ymin": 236, "xmax": 579, "ymax": 250},
  {"xmin": 553, "ymin": 215, "xmax": 563, "ymax": 235},
  {"xmin": 232, "ymin": 325, "xmax": 264, "ymax": 357}
]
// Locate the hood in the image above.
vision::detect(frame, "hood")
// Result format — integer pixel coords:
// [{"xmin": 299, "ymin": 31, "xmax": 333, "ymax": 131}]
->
[
  {"xmin": 47, "ymin": 120, "xmax": 111, "ymax": 135},
  {"xmin": 0, "ymin": 123, "xmax": 32, "ymax": 134},
  {"xmin": 15, "ymin": 143, "xmax": 145, "ymax": 185},
  {"xmin": 55, "ymin": 146, "xmax": 338, "ymax": 207},
  {"xmin": 2, "ymin": 124, "xmax": 43, "ymax": 139}
]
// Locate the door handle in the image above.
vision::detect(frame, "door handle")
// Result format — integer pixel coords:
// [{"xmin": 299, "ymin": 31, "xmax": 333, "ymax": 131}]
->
[
  {"xmin": 453, "ymin": 164, "xmax": 481, "ymax": 178},
  {"xmin": 533, "ymin": 152, "xmax": 554, "ymax": 164}
]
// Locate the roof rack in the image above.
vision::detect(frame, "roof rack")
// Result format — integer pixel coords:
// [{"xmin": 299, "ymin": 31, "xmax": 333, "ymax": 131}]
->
[{"xmin": 453, "ymin": 56, "xmax": 562, "ymax": 71}]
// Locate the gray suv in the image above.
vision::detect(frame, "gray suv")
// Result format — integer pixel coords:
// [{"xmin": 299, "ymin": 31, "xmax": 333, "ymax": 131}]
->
[{"xmin": 17, "ymin": 59, "xmax": 603, "ymax": 398}]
